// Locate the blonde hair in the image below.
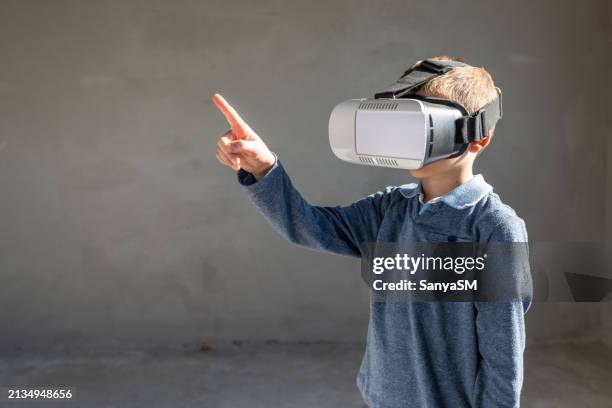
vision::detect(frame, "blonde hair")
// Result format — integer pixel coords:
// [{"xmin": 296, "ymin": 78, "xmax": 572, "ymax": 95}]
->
[{"xmin": 412, "ymin": 56, "xmax": 498, "ymax": 115}]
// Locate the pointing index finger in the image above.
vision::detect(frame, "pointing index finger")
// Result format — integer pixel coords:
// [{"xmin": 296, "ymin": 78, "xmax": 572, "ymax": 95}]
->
[{"xmin": 212, "ymin": 93, "xmax": 249, "ymax": 137}]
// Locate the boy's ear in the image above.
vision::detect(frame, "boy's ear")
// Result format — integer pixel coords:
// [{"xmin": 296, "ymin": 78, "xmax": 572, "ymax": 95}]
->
[{"xmin": 468, "ymin": 128, "xmax": 494, "ymax": 153}]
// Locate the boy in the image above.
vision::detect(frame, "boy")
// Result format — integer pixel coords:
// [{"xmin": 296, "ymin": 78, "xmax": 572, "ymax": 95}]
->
[{"xmin": 213, "ymin": 56, "xmax": 531, "ymax": 408}]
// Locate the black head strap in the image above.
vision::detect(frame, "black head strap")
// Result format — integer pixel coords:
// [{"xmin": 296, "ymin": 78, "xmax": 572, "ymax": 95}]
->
[
  {"xmin": 455, "ymin": 88, "xmax": 503, "ymax": 143},
  {"xmin": 374, "ymin": 58, "xmax": 469, "ymax": 99}
]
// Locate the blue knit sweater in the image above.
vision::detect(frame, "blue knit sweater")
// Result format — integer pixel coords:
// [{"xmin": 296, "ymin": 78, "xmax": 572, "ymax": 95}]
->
[{"xmin": 238, "ymin": 159, "xmax": 531, "ymax": 408}]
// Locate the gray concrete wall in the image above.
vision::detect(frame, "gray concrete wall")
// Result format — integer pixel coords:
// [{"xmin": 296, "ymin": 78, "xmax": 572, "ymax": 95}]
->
[
  {"xmin": 0, "ymin": 0, "xmax": 610, "ymax": 347},
  {"xmin": 603, "ymin": 0, "xmax": 612, "ymax": 348}
]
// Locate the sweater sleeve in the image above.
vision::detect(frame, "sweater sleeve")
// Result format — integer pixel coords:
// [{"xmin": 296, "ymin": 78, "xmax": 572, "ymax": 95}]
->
[
  {"xmin": 237, "ymin": 158, "xmax": 393, "ymax": 258},
  {"xmin": 473, "ymin": 216, "xmax": 532, "ymax": 408}
]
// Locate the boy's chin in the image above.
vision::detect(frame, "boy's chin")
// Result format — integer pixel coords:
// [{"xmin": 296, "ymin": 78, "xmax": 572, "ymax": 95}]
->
[
  {"xmin": 410, "ymin": 160, "xmax": 448, "ymax": 179},
  {"xmin": 409, "ymin": 168, "xmax": 426, "ymax": 179},
  {"xmin": 410, "ymin": 155, "xmax": 470, "ymax": 179}
]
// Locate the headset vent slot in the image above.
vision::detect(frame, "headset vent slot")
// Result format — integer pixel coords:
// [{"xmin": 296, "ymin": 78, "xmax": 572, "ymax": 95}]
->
[
  {"xmin": 358, "ymin": 156, "xmax": 375, "ymax": 164},
  {"xmin": 358, "ymin": 101, "xmax": 399, "ymax": 111},
  {"xmin": 377, "ymin": 157, "xmax": 398, "ymax": 167},
  {"xmin": 358, "ymin": 156, "xmax": 399, "ymax": 167}
]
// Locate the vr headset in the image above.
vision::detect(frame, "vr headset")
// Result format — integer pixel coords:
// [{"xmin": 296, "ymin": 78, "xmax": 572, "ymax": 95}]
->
[{"xmin": 328, "ymin": 59, "xmax": 502, "ymax": 169}]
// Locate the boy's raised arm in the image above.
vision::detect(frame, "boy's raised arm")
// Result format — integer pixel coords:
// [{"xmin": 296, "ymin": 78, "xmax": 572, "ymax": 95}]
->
[{"xmin": 213, "ymin": 93, "xmax": 391, "ymax": 258}]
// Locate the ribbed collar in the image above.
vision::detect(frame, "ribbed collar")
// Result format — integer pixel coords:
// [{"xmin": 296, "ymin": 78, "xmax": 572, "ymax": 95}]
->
[{"xmin": 398, "ymin": 174, "xmax": 492, "ymax": 210}]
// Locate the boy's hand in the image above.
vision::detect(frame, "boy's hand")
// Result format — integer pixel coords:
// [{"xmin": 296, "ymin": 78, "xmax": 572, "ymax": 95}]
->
[{"xmin": 213, "ymin": 93, "xmax": 276, "ymax": 180}]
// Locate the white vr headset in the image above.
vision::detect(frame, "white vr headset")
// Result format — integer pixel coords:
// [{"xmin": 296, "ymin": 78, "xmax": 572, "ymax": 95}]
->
[{"xmin": 329, "ymin": 59, "xmax": 503, "ymax": 169}]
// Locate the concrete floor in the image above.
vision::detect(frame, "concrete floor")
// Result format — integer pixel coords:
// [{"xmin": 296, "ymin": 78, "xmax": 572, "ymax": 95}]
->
[{"xmin": 1, "ymin": 341, "xmax": 611, "ymax": 408}]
